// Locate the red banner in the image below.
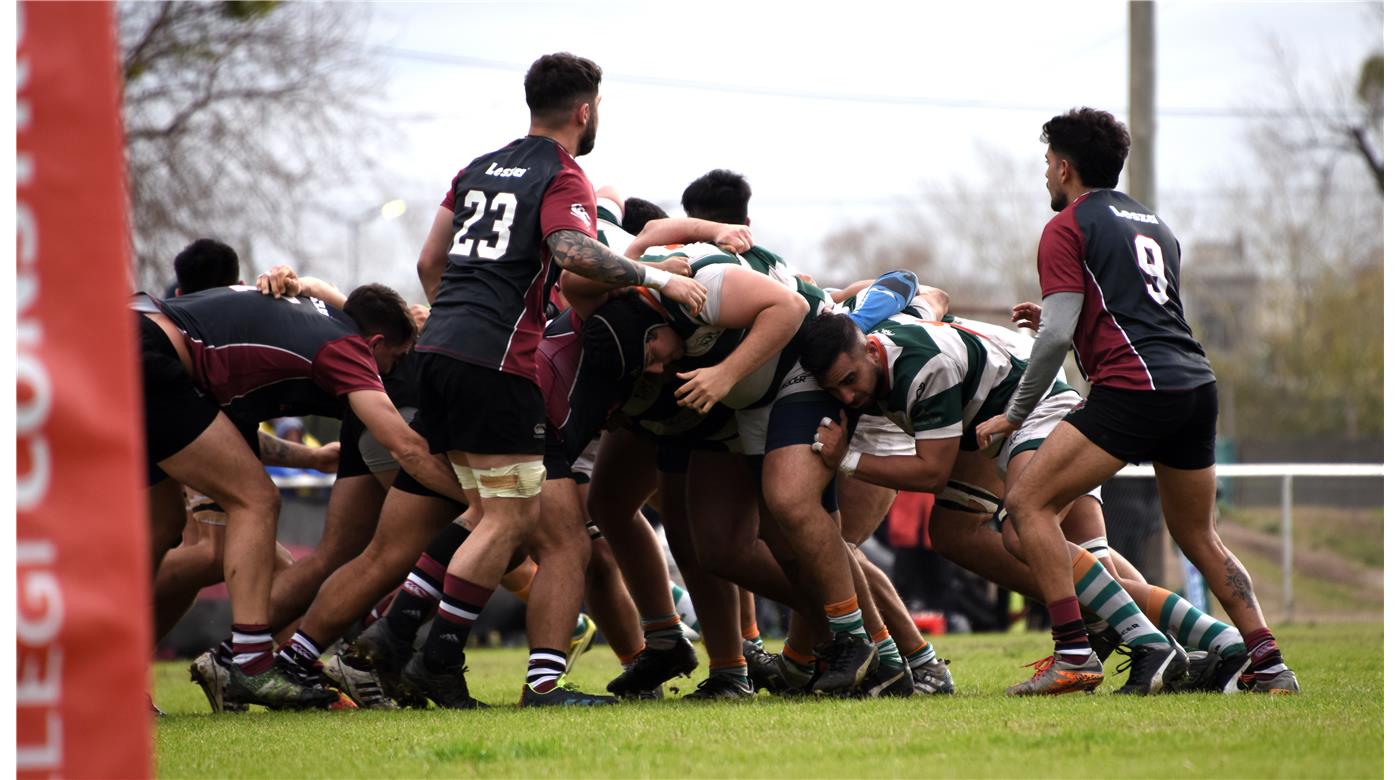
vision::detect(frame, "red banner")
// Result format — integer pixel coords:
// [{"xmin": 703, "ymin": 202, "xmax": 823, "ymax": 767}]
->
[{"xmin": 17, "ymin": 2, "xmax": 151, "ymax": 777}]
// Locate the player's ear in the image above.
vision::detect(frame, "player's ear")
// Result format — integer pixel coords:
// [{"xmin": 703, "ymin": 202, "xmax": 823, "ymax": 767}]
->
[{"xmin": 575, "ymin": 100, "xmax": 590, "ymax": 127}]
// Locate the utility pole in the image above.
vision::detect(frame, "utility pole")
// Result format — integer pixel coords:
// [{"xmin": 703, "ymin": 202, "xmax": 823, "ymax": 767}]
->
[{"xmin": 1128, "ymin": 0, "xmax": 1156, "ymax": 210}]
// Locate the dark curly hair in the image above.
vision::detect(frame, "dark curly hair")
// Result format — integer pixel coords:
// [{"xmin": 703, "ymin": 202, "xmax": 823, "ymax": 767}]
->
[
  {"xmin": 524, "ymin": 52, "xmax": 602, "ymax": 125},
  {"xmin": 796, "ymin": 312, "xmax": 863, "ymax": 381},
  {"xmin": 1040, "ymin": 108, "xmax": 1132, "ymax": 188},
  {"xmin": 682, "ymin": 169, "xmax": 751, "ymax": 224}
]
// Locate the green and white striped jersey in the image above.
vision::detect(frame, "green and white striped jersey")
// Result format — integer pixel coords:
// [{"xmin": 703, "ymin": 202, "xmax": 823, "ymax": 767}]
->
[
  {"xmin": 870, "ymin": 314, "xmax": 1074, "ymax": 449},
  {"xmin": 639, "ymin": 242, "xmax": 828, "ymax": 409}
]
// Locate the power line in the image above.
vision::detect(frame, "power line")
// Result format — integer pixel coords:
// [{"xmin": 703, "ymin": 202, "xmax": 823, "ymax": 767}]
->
[{"xmin": 369, "ymin": 45, "xmax": 1366, "ymax": 122}]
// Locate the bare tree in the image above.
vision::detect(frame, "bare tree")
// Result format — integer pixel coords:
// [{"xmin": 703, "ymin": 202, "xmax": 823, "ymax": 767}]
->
[{"xmin": 120, "ymin": 1, "xmax": 385, "ymax": 289}]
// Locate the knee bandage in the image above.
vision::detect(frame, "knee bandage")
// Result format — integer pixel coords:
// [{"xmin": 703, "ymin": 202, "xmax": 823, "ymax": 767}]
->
[
  {"xmin": 473, "ymin": 461, "xmax": 547, "ymax": 498},
  {"xmin": 452, "ymin": 462, "xmax": 478, "ymax": 492}
]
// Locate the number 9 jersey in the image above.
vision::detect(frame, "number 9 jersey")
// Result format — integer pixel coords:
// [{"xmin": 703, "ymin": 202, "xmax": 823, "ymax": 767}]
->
[
  {"xmin": 417, "ymin": 135, "xmax": 597, "ymax": 384},
  {"xmin": 1037, "ymin": 189, "xmax": 1214, "ymax": 392}
]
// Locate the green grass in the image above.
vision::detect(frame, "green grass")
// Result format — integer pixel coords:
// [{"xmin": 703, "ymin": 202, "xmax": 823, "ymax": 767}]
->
[
  {"xmin": 1221, "ymin": 505, "xmax": 1384, "ymax": 570},
  {"xmin": 153, "ymin": 623, "xmax": 1381, "ymax": 778}
]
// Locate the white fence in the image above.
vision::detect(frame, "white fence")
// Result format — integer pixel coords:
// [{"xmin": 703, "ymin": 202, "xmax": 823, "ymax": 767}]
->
[
  {"xmin": 271, "ymin": 462, "xmax": 1385, "ymax": 621},
  {"xmin": 1114, "ymin": 463, "xmax": 1384, "ymax": 620}
]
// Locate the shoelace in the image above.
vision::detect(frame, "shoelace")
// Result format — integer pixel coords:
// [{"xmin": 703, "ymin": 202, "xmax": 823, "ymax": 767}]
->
[
  {"xmin": 1023, "ymin": 655, "xmax": 1056, "ymax": 681},
  {"xmin": 1111, "ymin": 643, "xmax": 1145, "ymax": 676}
]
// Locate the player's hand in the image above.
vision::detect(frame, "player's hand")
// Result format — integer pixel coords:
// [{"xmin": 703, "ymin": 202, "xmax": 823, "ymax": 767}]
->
[
  {"xmin": 309, "ymin": 442, "xmax": 341, "ymax": 474},
  {"xmin": 975, "ymin": 414, "xmax": 1020, "ymax": 450},
  {"xmin": 811, "ymin": 411, "xmax": 849, "ymax": 470},
  {"xmin": 714, "ymin": 224, "xmax": 753, "ymax": 255},
  {"xmin": 1011, "ymin": 302, "xmax": 1042, "ymax": 331},
  {"xmin": 409, "ymin": 304, "xmax": 431, "ymax": 332},
  {"xmin": 257, "ymin": 265, "xmax": 302, "ymax": 299},
  {"xmin": 674, "ymin": 364, "xmax": 736, "ymax": 415},
  {"xmin": 656, "ymin": 257, "xmax": 693, "ymax": 277},
  {"xmin": 660, "ymin": 274, "xmax": 707, "ymax": 316}
]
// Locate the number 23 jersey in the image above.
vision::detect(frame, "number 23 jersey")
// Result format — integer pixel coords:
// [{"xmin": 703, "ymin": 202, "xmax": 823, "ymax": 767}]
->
[
  {"xmin": 417, "ymin": 135, "xmax": 597, "ymax": 385},
  {"xmin": 1038, "ymin": 189, "xmax": 1213, "ymax": 391}
]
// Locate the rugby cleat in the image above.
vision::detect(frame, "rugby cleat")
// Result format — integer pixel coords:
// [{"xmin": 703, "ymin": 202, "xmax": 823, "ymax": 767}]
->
[
  {"xmin": 565, "ymin": 614, "xmax": 597, "ymax": 675},
  {"xmin": 605, "ymin": 639, "xmax": 698, "ymax": 698},
  {"xmin": 1250, "ymin": 668, "xmax": 1300, "ymax": 695},
  {"xmin": 811, "ymin": 632, "xmax": 877, "ymax": 694},
  {"xmin": 322, "ymin": 653, "xmax": 397, "ymax": 710},
  {"xmin": 188, "ymin": 650, "xmax": 248, "ymax": 713},
  {"xmin": 1005, "ymin": 654, "xmax": 1104, "ymax": 696},
  {"xmin": 401, "ymin": 654, "xmax": 488, "ymax": 710},
  {"xmin": 853, "ymin": 662, "xmax": 915, "ymax": 698},
  {"xmin": 520, "ymin": 683, "xmax": 618, "ymax": 707},
  {"xmin": 346, "ymin": 618, "xmax": 420, "ymax": 706},
  {"xmin": 226, "ymin": 657, "xmax": 342, "ymax": 710},
  {"xmin": 743, "ymin": 642, "xmax": 786, "ymax": 694},
  {"xmin": 1088, "ymin": 625, "xmax": 1123, "ymax": 663},
  {"xmin": 1113, "ymin": 643, "xmax": 1188, "ymax": 695},
  {"xmin": 683, "ymin": 675, "xmax": 756, "ymax": 701},
  {"xmin": 1207, "ymin": 651, "xmax": 1251, "ymax": 694},
  {"xmin": 909, "ymin": 657, "xmax": 956, "ymax": 695}
]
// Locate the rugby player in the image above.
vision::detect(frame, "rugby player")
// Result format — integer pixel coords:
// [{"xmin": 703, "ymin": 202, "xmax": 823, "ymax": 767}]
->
[{"xmin": 974, "ymin": 108, "xmax": 1297, "ymax": 694}]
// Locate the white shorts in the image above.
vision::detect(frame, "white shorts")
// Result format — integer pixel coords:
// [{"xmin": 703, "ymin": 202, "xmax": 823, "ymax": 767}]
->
[
  {"xmin": 850, "ymin": 414, "xmax": 915, "ymax": 457},
  {"xmin": 994, "ymin": 390, "xmax": 1079, "ymax": 475},
  {"xmin": 734, "ymin": 362, "xmax": 828, "ymax": 456}
]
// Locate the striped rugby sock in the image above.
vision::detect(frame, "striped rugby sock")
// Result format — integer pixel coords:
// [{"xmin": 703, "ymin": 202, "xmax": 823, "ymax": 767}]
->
[
  {"xmin": 419, "ymin": 574, "xmax": 493, "ymax": 673},
  {"xmin": 824, "ymin": 596, "xmax": 868, "ymax": 638},
  {"xmin": 526, "ymin": 648, "xmax": 568, "ymax": 693},
  {"xmin": 1146, "ymin": 586, "xmax": 1246, "ymax": 658},
  {"xmin": 641, "ymin": 612, "xmax": 684, "ymax": 651},
  {"xmin": 1072, "ymin": 549, "xmax": 1170, "ymax": 650}
]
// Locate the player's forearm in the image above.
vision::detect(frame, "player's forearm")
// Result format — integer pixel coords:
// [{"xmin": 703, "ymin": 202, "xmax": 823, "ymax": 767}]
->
[
  {"xmin": 847, "ymin": 452, "xmax": 950, "ymax": 494},
  {"xmin": 258, "ymin": 432, "xmax": 320, "ymax": 469},
  {"xmin": 716, "ymin": 300, "xmax": 807, "ymax": 385},
  {"xmin": 392, "ymin": 444, "xmax": 463, "ymax": 502},
  {"xmin": 1006, "ymin": 292, "xmax": 1082, "ymax": 424},
  {"xmin": 548, "ymin": 230, "xmax": 646, "ymax": 287},
  {"xmin": 623, "ymin": 218, "xmax": 728, "ymax": 260},
  {"xmin": 298, "ymin": 277, "xmax": 347, "ymax": 309}
]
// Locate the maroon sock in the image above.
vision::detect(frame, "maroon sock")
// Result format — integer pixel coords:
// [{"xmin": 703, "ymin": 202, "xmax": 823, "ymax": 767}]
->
[
  {"xmin": 1048, "ymin": 597, "xmax": 1091, "ymax": 663},
  {"xmin": 419, "ymin": 575, "xmax": 494, "ymax": 673},
  {"xmin": 230, "ymin": 623, "xmax": 274, "ymax": 675},
  {"xmin": 1244, "ymin": 628, "xmax": 1285, "ymax": 680}
]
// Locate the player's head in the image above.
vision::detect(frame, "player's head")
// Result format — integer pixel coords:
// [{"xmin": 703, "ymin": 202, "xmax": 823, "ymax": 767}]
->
[
  {"xmin": 173, "ymin": 238, "xmax": 240, "ymax": 294},
  {"xmin": 1040, "ymin": 108, "xmax": 1132, "ymax": 211},
  {"xmin": 798, "ymin": 312, "xmax": 882, "ymax": 409},
  {"xmin": 525, "ymin": 52, "xmax": 603, "ymax": 156},
  {"xmin": 344, "ymin": 283, "xmax": 416, "ymax": 374},
  {"xmin": 621, "ymin": 197, "xmax": 669, "ymax": 236},
  {"xmin": 585, "ymin": 291, "xmax": 683, "ymax": 378},
  {"xmin": 681, "ymin": 169, "xmax": 751, "ymax": 225}
]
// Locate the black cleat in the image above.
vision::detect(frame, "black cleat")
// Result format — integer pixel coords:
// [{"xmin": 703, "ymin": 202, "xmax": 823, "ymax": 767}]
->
[
  {"xmin": 743, "ymin": 642, "xmax": 786, "ymax": 695},
  {"xmin": 1113, "ymin": 643, "xmax": 1188, "ymax": 695},
  {"xmin": 853, "ymin": 662, "xmax": 915, "ymax": 698},
  {"xmin": 347, "ymin": 619, "xmax": 421, "ymax": 707},
  {"xmin": 683, "ymin": 675, "xmax": 755, "ymax": 701},
  {"xmin": 1208, "ymin": 651, "xmax": 1252, "ymax": 694},
  {"xmin": 811, "ymin": 633, "xmax": 877, "ymax": 694},
  {"xmin": 401, "ymin": 654, "xmax": 488, "ymax": 710},
  {"xmin": 189, "ymin": 651, "xmax": 249, "ymax": 713},
  {"xmin": 606, "ymin": 640, "xmax": 698, "ymax": 698},
  {"xmin": 1088, "ymin": 625, "xmax": 1123, "ymax": 663},
  {"xmin": 226, "ymin": 657, "xmax": 342, "ymax": 710},
  {"xmin": 520, "ymin": 683, "xmax": 617, "ymax": 707}
]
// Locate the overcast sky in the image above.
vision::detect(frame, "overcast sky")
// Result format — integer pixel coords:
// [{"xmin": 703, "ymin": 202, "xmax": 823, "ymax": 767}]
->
[{"xmin": 327, "ymin": 1, "xmax": 1379, "ymax": 298}]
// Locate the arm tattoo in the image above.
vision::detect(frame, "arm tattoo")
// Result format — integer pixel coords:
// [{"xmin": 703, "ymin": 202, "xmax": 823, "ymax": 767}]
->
[
  {"xmin": 547, "ymin": 230, "xmax": 644, "ymax": 286},
  {"xmin": 258, "ymin": 431, "xmax": 291, "ymax": 466}
]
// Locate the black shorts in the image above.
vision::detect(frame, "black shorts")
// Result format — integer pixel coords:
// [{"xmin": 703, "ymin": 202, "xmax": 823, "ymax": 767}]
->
[
  {"xmin": 140, "ymin": 315, "xmax": 221, "ymax": 486},
  {"xmin": 337, "ymin": 413, "xmax": 372, "ymax": 479},
  {"xmin": 1066, "ymin": 382, "xmax": 1218, "ymax": 470},
  {"xmin": 414, "ymin": 353, "xmax": 546, "ymax": 456},
  {"xmin": 390, "ymin": 467, "xmax": 468, "ymax": 515},
  {"xmin": 543, "ymin": 428, "xmax": 583, "ymax": 482}
]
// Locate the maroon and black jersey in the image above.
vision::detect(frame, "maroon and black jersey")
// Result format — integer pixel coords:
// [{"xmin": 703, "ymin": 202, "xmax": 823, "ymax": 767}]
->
[
  {"xmin": 140, "ymin": 287, "xmax": 384, "ymax": 425},
  {"xmin": 416, "ymin": 135, "xmax": 596, "ymax": 384},
  {"xmin": 536, "ymin": 308, "xmax": 633, "ymax": 464},
  {"xmin": 1039, "ymin": 189, "xmax": 1214, "ymax": 391}
]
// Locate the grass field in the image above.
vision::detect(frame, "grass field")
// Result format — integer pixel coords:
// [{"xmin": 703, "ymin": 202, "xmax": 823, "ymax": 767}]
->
[{"xmin": 153, "ymin": 622, "xmax": 1381, "ymax": 778}]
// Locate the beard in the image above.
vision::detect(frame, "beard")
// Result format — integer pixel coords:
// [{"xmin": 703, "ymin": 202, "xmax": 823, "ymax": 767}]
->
[
  {"xmin": 1049, "ymin": 189, "xmax": 1068, "ymax": 212},
  {"xmin": 577, "ymin": 113, "xmax": 598, "ymax": 156}
]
